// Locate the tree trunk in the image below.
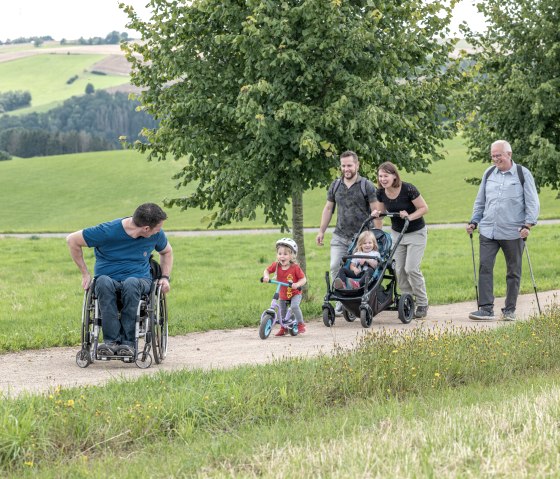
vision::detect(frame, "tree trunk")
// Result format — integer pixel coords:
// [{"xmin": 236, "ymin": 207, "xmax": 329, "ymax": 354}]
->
[{"xmin": 291, "ymin": 190, "xmax": 307, "ymax": 300}]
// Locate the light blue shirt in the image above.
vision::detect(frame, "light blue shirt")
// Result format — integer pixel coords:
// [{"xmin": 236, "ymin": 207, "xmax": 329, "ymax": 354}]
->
[{"xmin": 471, "ymin": 162, "xmax": 540, "ymax": 240}]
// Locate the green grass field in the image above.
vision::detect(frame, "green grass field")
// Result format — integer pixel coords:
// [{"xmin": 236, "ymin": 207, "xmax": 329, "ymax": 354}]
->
[
  {"xmin": 1, "ymin": 225, "xmax": 558, "ymax": 353},
  {"xmin": 0, "ymin": 173, "xmax": 559, "ymax": 472},
  {"xmin": 0, "ymin": 54, "xmax": 129, "ymax": 114},
  {"xmin": 1, "ymin": 136, "xmax": 560, "ymax": 233},
  {"xmin": 4, "ymin": 309, "xmax": 560, "ymax": 477}
]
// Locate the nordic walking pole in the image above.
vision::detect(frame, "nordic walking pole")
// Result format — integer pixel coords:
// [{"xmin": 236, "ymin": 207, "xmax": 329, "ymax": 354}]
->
[
  {"xmin": 469, "ymin": 232, "xmax": 479, "ymax": 306},
  {"xmin": 523, "ymin": 238, "xmax": 542, "ymax": 315}
]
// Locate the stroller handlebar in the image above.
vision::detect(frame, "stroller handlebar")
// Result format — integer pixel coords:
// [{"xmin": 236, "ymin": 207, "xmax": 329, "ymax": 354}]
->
[
  {"xmin": 370, "ymin": 212, "xmax": 410, "ymax": 232},
  {"xmin": 342, "ymin": 253, "xmax": 381, "ymax": 260}
]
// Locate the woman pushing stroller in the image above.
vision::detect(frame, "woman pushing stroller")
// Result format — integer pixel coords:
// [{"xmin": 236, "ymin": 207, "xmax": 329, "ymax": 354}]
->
[{"xmin": 371, "ymin": 161, "xmax": 430, "ymax": 319}]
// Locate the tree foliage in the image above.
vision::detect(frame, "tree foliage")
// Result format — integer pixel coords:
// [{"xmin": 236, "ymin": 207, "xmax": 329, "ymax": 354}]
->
[
  {"xmin": 462, "ymin": 0, "xmax": 560, "ymax": 192},
  {"xmin": 0, "ymin": 91, "xmax": 158, "ymax": 157},
  {"xmin": 122, "ymin": 0, "xmax": 464, "ymax": 239},
  {"xmin": 76, "ymin": 32, "xmax": 130, "ymax": 46},
  {"xmin": 0, "ymin": 90, "xmax": 32, "ymax": 113}
]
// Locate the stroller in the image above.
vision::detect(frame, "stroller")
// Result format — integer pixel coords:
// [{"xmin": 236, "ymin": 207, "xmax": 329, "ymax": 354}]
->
[{"xmin": 322, "ymin": 213, "xmax": 415, "ymax": 328}]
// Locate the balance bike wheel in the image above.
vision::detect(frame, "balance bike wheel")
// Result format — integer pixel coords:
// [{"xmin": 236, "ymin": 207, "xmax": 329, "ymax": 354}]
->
[{"xmin": 259, "ymin": 313, "xmax": 274, "ymax": 339}]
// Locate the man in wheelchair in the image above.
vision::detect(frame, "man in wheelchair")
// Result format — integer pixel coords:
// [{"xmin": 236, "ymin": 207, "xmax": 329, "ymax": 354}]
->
[{"xmin": 67, "ymin": 203, "xmax": 173, "ymax": 358}]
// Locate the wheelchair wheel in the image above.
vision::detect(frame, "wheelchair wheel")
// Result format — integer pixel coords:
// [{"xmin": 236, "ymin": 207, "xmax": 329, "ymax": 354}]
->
[
  {"xmin": 151, "ymin": 285, "xmax": 168, "ymax": 364},
  {"xmin": 135, "ymin": 351, "xmax": 153, "ymax": 369},
  {"xmin": 78, "ymin": 286, "xmax": 95, "ymax": 365},
  {"xmin": 398, "ymin": 293, "xmax": 414, "ymax": 324},
  {"xmin": 259, "ymin": 313, "xmax": 274, "ymax": 339},
  {"xmin": 75, "ymin": 349, "xmax": 91, "ymax": 368}
]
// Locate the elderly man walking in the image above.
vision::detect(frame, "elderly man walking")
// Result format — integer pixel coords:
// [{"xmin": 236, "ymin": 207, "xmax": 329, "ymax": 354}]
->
[{"xmin": 466, "ymin": 140, "xmax": 540, "ymax": 321}]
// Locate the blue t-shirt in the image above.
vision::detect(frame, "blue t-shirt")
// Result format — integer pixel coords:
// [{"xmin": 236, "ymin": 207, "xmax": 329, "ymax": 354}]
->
[{"xmin": 83, "ymin": 218, "xmax": 168, "ymax": 281}]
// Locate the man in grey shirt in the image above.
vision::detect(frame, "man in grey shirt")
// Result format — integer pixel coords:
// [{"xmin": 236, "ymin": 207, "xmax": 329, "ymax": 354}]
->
[
  {"xmin": 466, "ymin": 140, "xmax": 540, "ymax": 321},
  {"xmin": 316, "ymin": 150, "xmax": 377, "ymax": 314}
]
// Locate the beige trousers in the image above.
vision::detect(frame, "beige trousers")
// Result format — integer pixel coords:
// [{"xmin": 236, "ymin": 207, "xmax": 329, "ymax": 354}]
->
[{"xmin": 391, "ymin": 227, "xmax": 428, "ymax": 307}]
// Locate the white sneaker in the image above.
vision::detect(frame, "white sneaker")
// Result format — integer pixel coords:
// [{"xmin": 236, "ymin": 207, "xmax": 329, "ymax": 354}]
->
[{"xmin": 334, "ymin": 302, "xmax": 343, "ymax": 316}]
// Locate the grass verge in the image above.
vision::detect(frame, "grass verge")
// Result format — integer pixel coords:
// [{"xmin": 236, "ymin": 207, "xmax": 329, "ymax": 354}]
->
[{"xmin": 3, "ymin": 306, "xmax": 560, "ymax": 477}]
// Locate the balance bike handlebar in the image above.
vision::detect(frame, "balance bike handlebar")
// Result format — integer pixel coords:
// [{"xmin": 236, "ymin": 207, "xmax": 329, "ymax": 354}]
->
[{"xmin": 260, "ymin": 277, "xmax": 302, "ymax": 291}]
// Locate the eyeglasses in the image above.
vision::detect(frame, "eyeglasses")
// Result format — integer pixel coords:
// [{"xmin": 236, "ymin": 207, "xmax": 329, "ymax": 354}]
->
[{"xmin": 490, "ymin": 153, "xmax": 504, "ymax": 159}]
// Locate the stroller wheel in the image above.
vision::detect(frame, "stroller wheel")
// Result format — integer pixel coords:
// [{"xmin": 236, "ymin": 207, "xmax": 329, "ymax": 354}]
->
[
  {"xmin": 360, "ymin": 306, "xmax": 373, "ymax": 328},
  {"xmin": 398, "ymin": 293, "xmax": 415, "ymax": 324},
  {"xmin": 342, "ymin": 308, "xmax": 356, "ymax": 322},
  {"xmin": 322, "ymin": 306, "xmax": 335, "ymax": 327}
]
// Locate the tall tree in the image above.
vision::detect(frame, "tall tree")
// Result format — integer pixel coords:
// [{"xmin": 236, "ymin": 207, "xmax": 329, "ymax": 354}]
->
[
  {"xmin": 461, "ymin": 0, "xmax": 560, "ymax": 191},
  {"xmin": 122, "ymin": 0, "xmax": 464, "ymax": 271}
]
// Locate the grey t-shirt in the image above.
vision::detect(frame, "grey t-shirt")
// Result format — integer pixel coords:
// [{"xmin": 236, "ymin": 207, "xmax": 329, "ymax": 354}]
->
[{"xmin": 327, "ymin": 175, "xmax": 376, "ymax": 240}]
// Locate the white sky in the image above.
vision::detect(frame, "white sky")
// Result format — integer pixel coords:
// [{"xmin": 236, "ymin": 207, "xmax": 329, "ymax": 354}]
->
[
  {"xmin": 0, "ymin": 0, "xmax": 486, "ymax": 42},
  {"xmin": 449, "ymin": 0, "xmax": 487, "ymax": 34},
  {"xmin": 0, "ymin": 0, "xmax": 150, "ymax": 41}
]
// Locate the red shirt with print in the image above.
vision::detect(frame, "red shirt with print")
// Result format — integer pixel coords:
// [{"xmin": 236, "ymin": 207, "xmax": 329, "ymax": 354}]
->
[{"xmin": 266, "ymin": 262, "xmax": 305, "ymax": 300}]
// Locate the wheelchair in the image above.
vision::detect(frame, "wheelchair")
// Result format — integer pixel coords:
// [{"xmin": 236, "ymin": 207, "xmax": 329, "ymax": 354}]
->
[{"xmin": 76, "ymin": 275, "xmax": 168, "ymax": 369}]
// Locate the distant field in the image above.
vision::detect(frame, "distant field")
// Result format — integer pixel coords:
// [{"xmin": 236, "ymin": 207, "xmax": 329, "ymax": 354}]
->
[
  {"xmin": 0, "ymin": 52, "xmax": 130, "ymax": 114},
  {"xmin": 1, "ymin": 136, "xmax": 559, "ymax": 233}
]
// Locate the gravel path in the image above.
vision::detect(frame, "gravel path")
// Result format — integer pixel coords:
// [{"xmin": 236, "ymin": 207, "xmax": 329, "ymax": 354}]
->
[{"xmin": 1, "ymin": 289, "xmax": 557, "ymax": 398}]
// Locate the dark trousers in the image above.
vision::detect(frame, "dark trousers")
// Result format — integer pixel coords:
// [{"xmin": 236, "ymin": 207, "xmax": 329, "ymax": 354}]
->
[
  {"xmin": 478, "ymin": 234, "xmax": 524, "ymax": 313},
  {"xmin": 95, "ymin": 276, "xmax": 151, "ymax": 347},
  {"xmin": 337, "ymin": 267, "xmax": 372, "ymax": 287}
]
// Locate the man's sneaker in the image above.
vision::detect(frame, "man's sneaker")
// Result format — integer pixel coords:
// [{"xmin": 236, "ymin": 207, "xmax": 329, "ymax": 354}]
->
[
  {"xmin": 468, "ymin": 309, "xmax": 496, "ymax": 321},
  {"xmin": 275, "ymin": 327, "xmax": 287, "ymax": 337},
  {"xmin": 115, "ymin": 345, "xmax": 135, "ymax": 357},
  {"xmin": 502, "ymin": 310, "xmax": 516, "ymax": 321},
  {"xmin": 298, "ymin": 323, "xmax": 306, "ymax": 333},
  {"xmin": 97, "ymin": 342, "xmax": 115, "ymax": 356},
  {"xmin": 333, "ymin": 278, "xmax": 345, "ymax": 290},
  {"xmin": 414, "ymin": 305, "xmax": 429, "ymax": 319},
  {"xmin": 348, "ymin": 279, "xmax": 360, "ymax": 289}
]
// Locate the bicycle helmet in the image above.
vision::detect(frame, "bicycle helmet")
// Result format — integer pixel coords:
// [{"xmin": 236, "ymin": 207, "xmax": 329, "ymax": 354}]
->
[{"xmin": 276, "ymin": 237, "xmax": 298, "ymax": 255}]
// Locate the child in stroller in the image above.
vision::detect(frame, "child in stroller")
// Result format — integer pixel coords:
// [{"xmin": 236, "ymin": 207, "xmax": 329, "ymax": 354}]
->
[
  {"xmin": 323, "ymin": 214, "xmax": 415, "ymax": 328},
  {"xmin": 333, "ymin": 230, "xmax": 381, "ymax": 290}
]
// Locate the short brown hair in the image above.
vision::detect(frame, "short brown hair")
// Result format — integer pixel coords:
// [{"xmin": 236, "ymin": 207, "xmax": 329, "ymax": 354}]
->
[
  {"xmin": 132, "ymin": 203, "xmax": 168, "ymax": 228},
  {"xmin": 340, "ymin": 150, "xmax": 359, "ymax": 163},
  {"xmin": 377, "ymin": 161, "xmax": 401, "ymax": 188}
]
